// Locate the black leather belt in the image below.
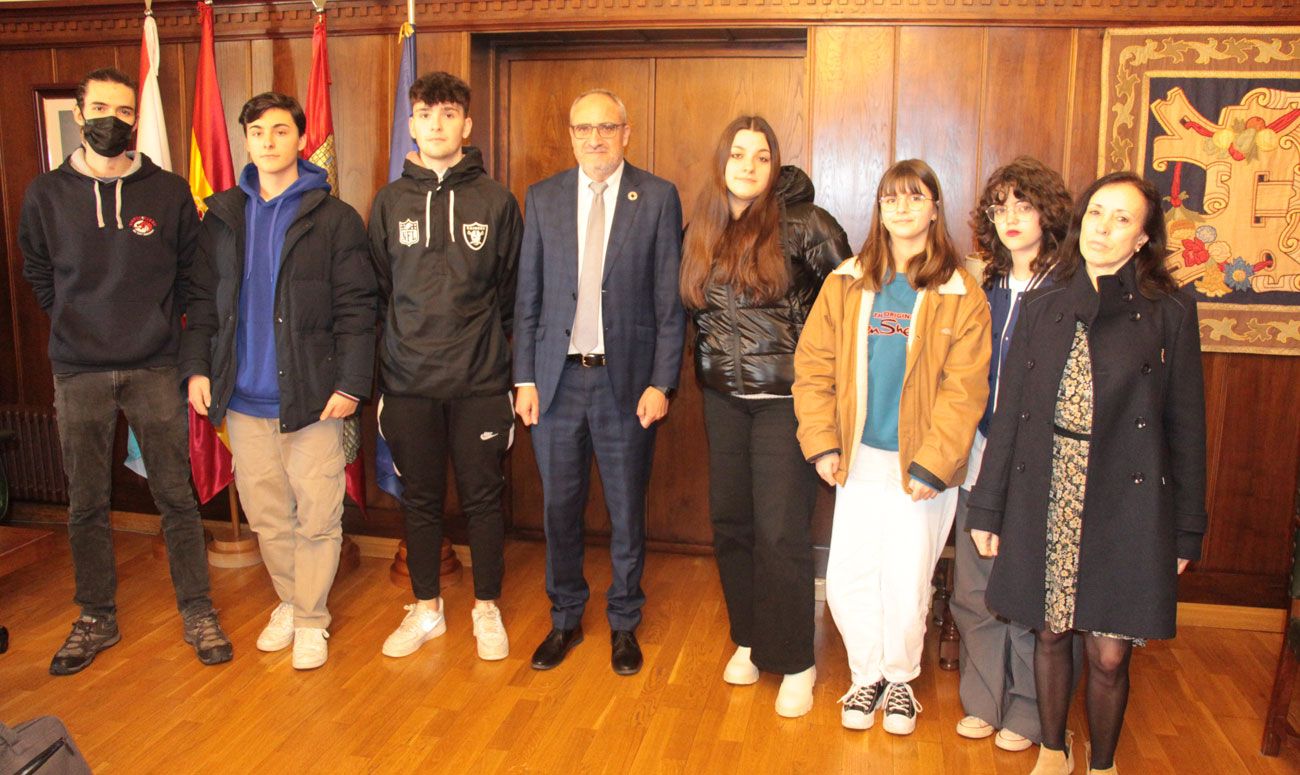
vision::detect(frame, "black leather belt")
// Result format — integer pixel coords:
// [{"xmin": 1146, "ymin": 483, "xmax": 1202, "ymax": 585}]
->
[
  {"xmin": 1052, "ymin": 423, "xmax": 1091, "ymax": 441},
  {"xmin": 566, "ymin": 353, "xmax": 606, "ymax": 367}
]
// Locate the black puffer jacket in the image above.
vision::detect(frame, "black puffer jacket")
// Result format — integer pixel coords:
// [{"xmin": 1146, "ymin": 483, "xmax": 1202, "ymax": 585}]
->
[{"xmin": 690, "ymin": 166, "xmax": 852, "ymax": 396}]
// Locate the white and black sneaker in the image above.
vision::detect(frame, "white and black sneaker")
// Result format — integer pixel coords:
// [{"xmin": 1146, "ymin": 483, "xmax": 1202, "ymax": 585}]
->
[
  {"xmin": 882, "ymin": 681, "xmax": 922, "ymax": 735},
  {"xmin": 838, "ymin": 678, "xmax": 886, "ymax": 730}
]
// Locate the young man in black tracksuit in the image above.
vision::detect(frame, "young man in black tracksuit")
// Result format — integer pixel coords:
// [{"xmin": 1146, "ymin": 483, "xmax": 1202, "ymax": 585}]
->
[{"xmin": 369, "ymin": 72, "xmax": 523, "ymax": 661}]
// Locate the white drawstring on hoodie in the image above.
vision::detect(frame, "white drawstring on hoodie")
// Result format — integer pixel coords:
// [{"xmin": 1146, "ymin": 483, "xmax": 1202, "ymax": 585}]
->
[
  {"xmin": 422, "ymin": 187, "xmax": 456, "ymax": 247},
  {"xmin": 90, "ymin": 178, "xmax": 126, "ymax": 230}
]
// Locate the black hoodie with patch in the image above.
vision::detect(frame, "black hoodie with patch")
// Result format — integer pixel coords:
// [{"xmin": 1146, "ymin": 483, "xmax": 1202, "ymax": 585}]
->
[
  {"xmin": 367, "ymin": 146, "xmax": 523, "ymax": 398},
  {"xmin": 20, "ymin": 150, "xmax": 200, "ymax": 373}
]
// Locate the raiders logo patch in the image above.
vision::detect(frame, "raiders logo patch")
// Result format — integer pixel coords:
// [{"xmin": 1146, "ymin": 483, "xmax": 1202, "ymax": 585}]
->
[
  {"xmin": 398, "ymin": 219, "xmax": 420, "ymax": 247},
  {"xmin": 462, "ymin": 222, "xmax": 489, "ymax": 251},
  {"xmin": 129, "ymin": 216, "xmax": 156, "ymax": 237}
]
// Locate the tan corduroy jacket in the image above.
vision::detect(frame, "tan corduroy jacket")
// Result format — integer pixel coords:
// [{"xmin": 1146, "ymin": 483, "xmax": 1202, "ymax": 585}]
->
[{"xmin": 792, "ymin": 256, "xmax": 992, "ymax": 491}]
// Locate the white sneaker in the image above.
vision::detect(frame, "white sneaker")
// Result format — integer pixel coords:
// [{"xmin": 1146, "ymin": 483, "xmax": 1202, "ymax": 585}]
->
[
  {"xmin": 472, "ymin": 606, "xmax": 509, "ymax": 661},
  {"xmin": 995, "ymin": 727, "xmax": 1033, "ymax": 752},
  {"xmin": 723, "ymin": 646, "xmax": 760, "ymax": 685},
  {"xmin": 292, "ymin": 627, "xmax": 328, "ymax": 670},
  {"xmin": 881, "ymin": 681, "xmax": 922, "ymax": 735},
  {"xmin": 774, "ymin": 666, "xmax": 816, "ymax": 718},
  {"xmin": 957, "ymin": 714, "xmax": 994, "ymax": 739},
  {"xmin": 256, "ymin": 602, "xmax": 295, "ymax": 652},
  {"xmin": 382, "ymin": 602, "xmax": 446, "ymax": 658}
]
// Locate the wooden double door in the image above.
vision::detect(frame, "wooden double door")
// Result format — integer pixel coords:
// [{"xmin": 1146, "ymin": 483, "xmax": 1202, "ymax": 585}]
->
[{"xmin": 494, "ymin": 41, "xmax": 836, "ymax": 551}]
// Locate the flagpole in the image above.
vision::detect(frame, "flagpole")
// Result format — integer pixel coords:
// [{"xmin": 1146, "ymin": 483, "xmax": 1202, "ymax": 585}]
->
[{"xmin": 408, "ymin": 0, "xmax": 414, "ymax": 25}]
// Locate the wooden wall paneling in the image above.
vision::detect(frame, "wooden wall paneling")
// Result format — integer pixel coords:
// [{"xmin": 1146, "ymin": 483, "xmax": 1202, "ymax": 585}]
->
[
  {"xmin": 418, "ymin": 31, "xmax": 471, "ymax": 81},
  {"xmin": 502, "ymin": 55, "xmax": 654, "ymax": 538},
  {"xmin": 52, "ymin": 46, "xmax": 122, "ymax": 85},
  {"xmin": 647, "ymin": 54, "xmax": 808, "ymax": 546},
  {"xmin": 810, "ymin": 26, "xmax": 896, "ymax": 252},
  {"xmin": 1063, "ymin": 27, "xmax": 1104, "ymax": 196},
  {"xmin": 160, "ymin": 43, "xmax": 192, "ymax": 175},
  {"xmin": 1190, "ymin": 352, "xmax": 1300, "ymax": 606},
  {"xmin": 807, "ymin": 26, "xmax": 898, "ymax": 546},
  {"xmin": 978, "ymin": 27, "xmax": 1074, "ymax": 211},
  {"xmin": 214, "ymin": 40, "xmax": 252, "ymax": 173},
  {"xmin": 327, "ymin": 34, "xmax": 389, "ymax": 218},
  {"xmin": 1, "ymin": 49, "xmax": 56, "ymax": 408},
  {"xmin": 6, "ymin": 1, "xmax": 1300, "ymax": 50},
  {"xmin": 893, "ymin": 26, "xmax": 986, "ymax": 255}
]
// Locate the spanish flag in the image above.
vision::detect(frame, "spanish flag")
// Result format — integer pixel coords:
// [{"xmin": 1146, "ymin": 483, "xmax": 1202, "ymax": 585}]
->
[
  {"xmin": 188, "ymin": 0, "xmax": 234, "ymax": 214},
  {"xmin": 303, "ymin": 7, "xmax": 368, "ymax": 516},
  {"xmin": 187, "ymin": 0, "xmax": 235, "ymax": 504}
]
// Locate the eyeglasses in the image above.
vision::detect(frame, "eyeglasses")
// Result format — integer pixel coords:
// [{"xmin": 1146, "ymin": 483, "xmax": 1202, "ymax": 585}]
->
[
  {"xmin": 985, "ymin": 200, "xmax": 1036, "ymax": 223},
  {"xmin": 570, "ymin": 123, "xmax": 626, "ymax": 139},
  {"xmin": 880, "ymin": 194, "xmax": 934, "ymax": 212}
]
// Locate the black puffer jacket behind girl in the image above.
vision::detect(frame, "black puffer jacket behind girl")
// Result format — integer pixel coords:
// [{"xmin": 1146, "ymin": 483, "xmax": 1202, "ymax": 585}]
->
[{"xmin": 691, "ymin": 166, "xmax": 852, "ymax": 396}]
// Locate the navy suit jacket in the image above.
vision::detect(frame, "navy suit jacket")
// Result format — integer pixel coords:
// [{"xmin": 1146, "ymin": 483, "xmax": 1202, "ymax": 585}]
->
[{"xmin": 513, "ymin": 162, "xmax": 685, "ymax": 415}]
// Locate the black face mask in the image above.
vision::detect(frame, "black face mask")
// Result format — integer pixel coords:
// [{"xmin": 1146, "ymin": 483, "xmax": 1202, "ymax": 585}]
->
[{"xmin": 82, "ymin": 115, "xmax": 135, "ymax": 158}]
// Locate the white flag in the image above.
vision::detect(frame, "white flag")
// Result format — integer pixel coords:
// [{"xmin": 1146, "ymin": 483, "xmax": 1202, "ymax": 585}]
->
[{"xmin": 136, "ymin": 12, "xmax": 171, "ymax": 171}]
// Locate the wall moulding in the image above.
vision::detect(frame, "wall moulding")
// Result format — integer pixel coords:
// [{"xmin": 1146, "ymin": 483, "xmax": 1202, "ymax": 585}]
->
[{"xmin": 2, "ymin": 0, "xmax": 1299, "ymax": 49}]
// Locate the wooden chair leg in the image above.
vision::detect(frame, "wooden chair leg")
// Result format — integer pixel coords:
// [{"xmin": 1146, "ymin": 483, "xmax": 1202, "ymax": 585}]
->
[
  {"xmin": 1262, "ymin": 623, "xmax": 1299, "ymax": 756},
  {"xmin": 938, "ymin": 556, "xmax": 960, "ymax": 671}
]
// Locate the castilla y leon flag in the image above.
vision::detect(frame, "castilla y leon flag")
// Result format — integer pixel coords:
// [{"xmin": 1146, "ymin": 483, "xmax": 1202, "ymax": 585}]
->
[
  {"xmin": 304, "ymin": 12, "xmax": 339, "ymax": 193},
  {"xmin": 186, "ymin": 0, "xmax": 234, "ymax": 504},
  {"xmin": 303, "ymin": 8, "xmax": 368, "ymax": 516}
]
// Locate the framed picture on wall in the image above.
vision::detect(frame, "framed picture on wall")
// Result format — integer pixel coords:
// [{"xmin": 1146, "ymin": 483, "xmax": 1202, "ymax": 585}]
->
[{"xmin": 34, "ymin": 85, "xmax": 80, "ymax": 173}]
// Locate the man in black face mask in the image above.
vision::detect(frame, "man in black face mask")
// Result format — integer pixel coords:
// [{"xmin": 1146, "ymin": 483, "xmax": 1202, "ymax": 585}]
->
[{"xmin": 19, "ymin": 67, "xmax": 233, "ymax": 675}]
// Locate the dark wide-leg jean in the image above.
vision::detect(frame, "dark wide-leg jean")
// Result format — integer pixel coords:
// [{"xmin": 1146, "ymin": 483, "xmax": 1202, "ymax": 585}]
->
[{"xmin": 703, "ymin": 388, "xmax": 818, "ymax": 675}]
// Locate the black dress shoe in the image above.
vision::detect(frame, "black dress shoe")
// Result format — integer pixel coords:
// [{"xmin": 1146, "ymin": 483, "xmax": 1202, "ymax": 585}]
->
[
  {"xmin": 611, "ymin": 630, "xmax": 642, "ymax": 675},
  {"xmin": 530, "ymin": 626, "xmax": 584, "ymax": 670}
]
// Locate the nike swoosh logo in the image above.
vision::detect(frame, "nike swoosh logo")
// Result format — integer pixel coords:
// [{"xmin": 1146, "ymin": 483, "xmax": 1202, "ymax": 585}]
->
[{"xmin": 480, "ymin": 431, "xmax": 499, "ymax": 441}]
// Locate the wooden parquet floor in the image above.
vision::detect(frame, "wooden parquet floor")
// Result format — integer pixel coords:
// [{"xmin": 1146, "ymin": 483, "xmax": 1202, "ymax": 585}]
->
[{"xmin": 1, "ymin": 529, "xmax": 1298, "ymax": 774}]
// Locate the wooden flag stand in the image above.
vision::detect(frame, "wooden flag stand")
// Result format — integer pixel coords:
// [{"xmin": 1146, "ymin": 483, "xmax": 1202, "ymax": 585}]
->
[
  {"xmin": 208, "ymin": 487, "xmax": 261, "ymax": 568},
  {"xmin": 389, "ymin": 539, "xmax": 461, "ymax": 589}
]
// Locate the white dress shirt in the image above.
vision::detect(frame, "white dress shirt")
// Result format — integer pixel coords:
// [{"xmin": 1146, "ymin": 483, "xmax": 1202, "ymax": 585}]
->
[{"xmin": 568, "ymin": 161, "xmax": 624, "ymax": 355}]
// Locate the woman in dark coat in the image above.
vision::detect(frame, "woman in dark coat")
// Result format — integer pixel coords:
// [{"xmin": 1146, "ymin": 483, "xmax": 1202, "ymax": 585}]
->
[
  {"xmin": 966, "ymin": 171, "xmax": 1207, "ymax": 775},
  {"xmin": 679, "ymin": 115, "xmax": 851, "ymax": 718}
]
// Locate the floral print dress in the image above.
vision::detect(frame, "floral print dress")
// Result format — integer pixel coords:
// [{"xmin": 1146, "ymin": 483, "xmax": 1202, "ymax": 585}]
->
[{"xmin": 1044, "ymin": 321, "xmax": 1141, "ymax": 642}]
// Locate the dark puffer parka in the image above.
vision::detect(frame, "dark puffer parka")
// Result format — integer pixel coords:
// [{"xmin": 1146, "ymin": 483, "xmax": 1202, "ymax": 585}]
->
[{"xmin": 689, "ymin": 166, "xmax": 852, "ymax": 396}]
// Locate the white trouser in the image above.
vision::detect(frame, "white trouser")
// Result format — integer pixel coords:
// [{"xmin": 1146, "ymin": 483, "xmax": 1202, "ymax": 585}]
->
[{"xmin": 826, "ymin": 444, "xmax": 958, "ymax": 687}]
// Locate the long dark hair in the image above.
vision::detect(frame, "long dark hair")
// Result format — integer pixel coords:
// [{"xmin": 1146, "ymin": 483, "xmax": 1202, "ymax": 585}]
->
[
  {"xmin": 680, "ymin": 116, "xmax": 787, "ymax": 309},
  {"xmin": 1054, "ymin": 171, "xmax": 1177, "ymax": 298},
  {"xmin": 970, "ymin": 156, "xmax": 1072, "ymax": 289},
  {"xmin": 858, "ymin": 159, "xmax": 961, "ymax": 292}
]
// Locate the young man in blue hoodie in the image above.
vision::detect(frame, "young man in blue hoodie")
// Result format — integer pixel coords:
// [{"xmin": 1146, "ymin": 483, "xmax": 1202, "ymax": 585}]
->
[
  {"xmin": 180, "ymin": 92, "xmax": 376, "ymax": 670},
  {"xmin": 20, "ymin": 67, "xmax": 232, "ymax": 676}
]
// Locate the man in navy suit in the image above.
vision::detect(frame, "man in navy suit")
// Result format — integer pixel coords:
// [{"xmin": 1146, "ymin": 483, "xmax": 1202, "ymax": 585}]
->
[{"xmin": 513, "ymin": 89, "xmax": 685, "ymax": 675}]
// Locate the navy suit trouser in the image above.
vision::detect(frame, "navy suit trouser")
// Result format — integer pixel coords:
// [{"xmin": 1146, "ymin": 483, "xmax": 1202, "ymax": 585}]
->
[{"xmin": 532, "ymin": 360, "xmax": 655, "ymax": 632}]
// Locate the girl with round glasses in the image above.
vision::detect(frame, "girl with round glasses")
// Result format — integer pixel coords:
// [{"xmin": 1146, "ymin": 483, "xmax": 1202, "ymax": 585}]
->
[
  {"xmin": 952, "ymin": 157, "xmax": 1074, "ymax": 753},
  {"xmin": 967, "ymin": 172, "xmax": 1206, "ymax": 774},
  {"xmin": 680, "ymin": 115, "xmax": 851, "ymax": 717},
  {"xmin": 793, "ymin": 159, "xmax": 991, "ymax": 735}
]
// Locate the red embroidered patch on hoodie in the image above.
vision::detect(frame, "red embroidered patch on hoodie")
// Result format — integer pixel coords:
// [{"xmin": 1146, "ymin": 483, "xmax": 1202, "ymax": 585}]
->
[{"xmin": 129, "ymin": 215, "xmax": 156, "ymax": 236}]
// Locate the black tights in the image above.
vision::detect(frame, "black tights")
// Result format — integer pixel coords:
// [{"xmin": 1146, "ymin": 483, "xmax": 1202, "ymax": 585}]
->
[{"xmin": 1035, "ymin": 628, "xmax": 1133, "ymax": 769}]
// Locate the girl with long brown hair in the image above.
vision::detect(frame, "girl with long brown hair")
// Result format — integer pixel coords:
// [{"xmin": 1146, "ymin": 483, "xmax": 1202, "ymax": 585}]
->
[
  {"xmin": 793, "ymin": 159, "xmax": 991, "ymax": 735},
  {"xmin": 681, "ymin": 115, "xmax": 851, "ymax": 718}
]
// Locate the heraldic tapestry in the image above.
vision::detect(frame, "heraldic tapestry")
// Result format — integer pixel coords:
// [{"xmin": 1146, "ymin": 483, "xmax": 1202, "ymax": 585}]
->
[{"xmin": 1099, "ymin": 27, "xmax": 1300, "ymax": 355}]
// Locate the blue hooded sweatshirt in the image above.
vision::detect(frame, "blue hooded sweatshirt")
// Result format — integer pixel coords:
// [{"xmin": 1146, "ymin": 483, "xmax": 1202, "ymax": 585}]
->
[{"xmin": 228, "ymin": 158, "xmax": 331, "ymax": 419}]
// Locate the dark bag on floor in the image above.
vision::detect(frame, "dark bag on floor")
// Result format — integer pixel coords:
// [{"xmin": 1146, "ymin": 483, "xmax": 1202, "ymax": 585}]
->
[{"xmin": 0, "ymin": 716, "xmax": 91, "ymax": 775}]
